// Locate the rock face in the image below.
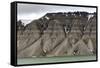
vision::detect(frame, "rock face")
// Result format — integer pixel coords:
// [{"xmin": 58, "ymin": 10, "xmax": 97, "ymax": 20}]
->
[{"xmin": 17, "ymin": 12, "xmax": 97, "ymax": 58}]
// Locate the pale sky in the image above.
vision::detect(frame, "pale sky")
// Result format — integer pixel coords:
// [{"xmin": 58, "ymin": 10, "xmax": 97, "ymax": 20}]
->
[{"xmin": 17, "ymin": 3, "xmax": 96, "ymax": 25}]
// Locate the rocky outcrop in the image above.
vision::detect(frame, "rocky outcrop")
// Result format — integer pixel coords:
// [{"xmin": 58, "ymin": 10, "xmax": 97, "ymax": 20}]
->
[{"xmin": 17, "ymin": 12, "xmax": 97, "ymax": 58}]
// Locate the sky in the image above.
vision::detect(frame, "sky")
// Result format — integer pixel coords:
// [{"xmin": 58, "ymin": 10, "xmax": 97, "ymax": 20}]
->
[{"xmin": 17, "ymin": 3, "xmax": 96, "ymax": 25}]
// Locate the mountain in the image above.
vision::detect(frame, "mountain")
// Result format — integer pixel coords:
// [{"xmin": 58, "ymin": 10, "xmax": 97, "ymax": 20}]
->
[{"xmin": 17, "ymin": 12, "xmax": 96, "ymax": 58}]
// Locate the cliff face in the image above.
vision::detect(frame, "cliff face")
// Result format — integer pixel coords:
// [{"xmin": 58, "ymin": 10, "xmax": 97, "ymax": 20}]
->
[{"xmin": 17, "ymin": 12, "xmax": 96, "ymax": 58}]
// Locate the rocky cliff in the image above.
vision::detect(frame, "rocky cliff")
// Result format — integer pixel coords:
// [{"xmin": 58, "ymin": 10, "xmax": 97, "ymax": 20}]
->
[{"xmin": 17, "ymin": 12, "xmax": 97, "ymax": 58}]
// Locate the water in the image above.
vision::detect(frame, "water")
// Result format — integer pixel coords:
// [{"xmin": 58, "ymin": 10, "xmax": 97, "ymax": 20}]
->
[{"xmin": 17, "ymin": 55, "xmax": 96, "ymax": 65}]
